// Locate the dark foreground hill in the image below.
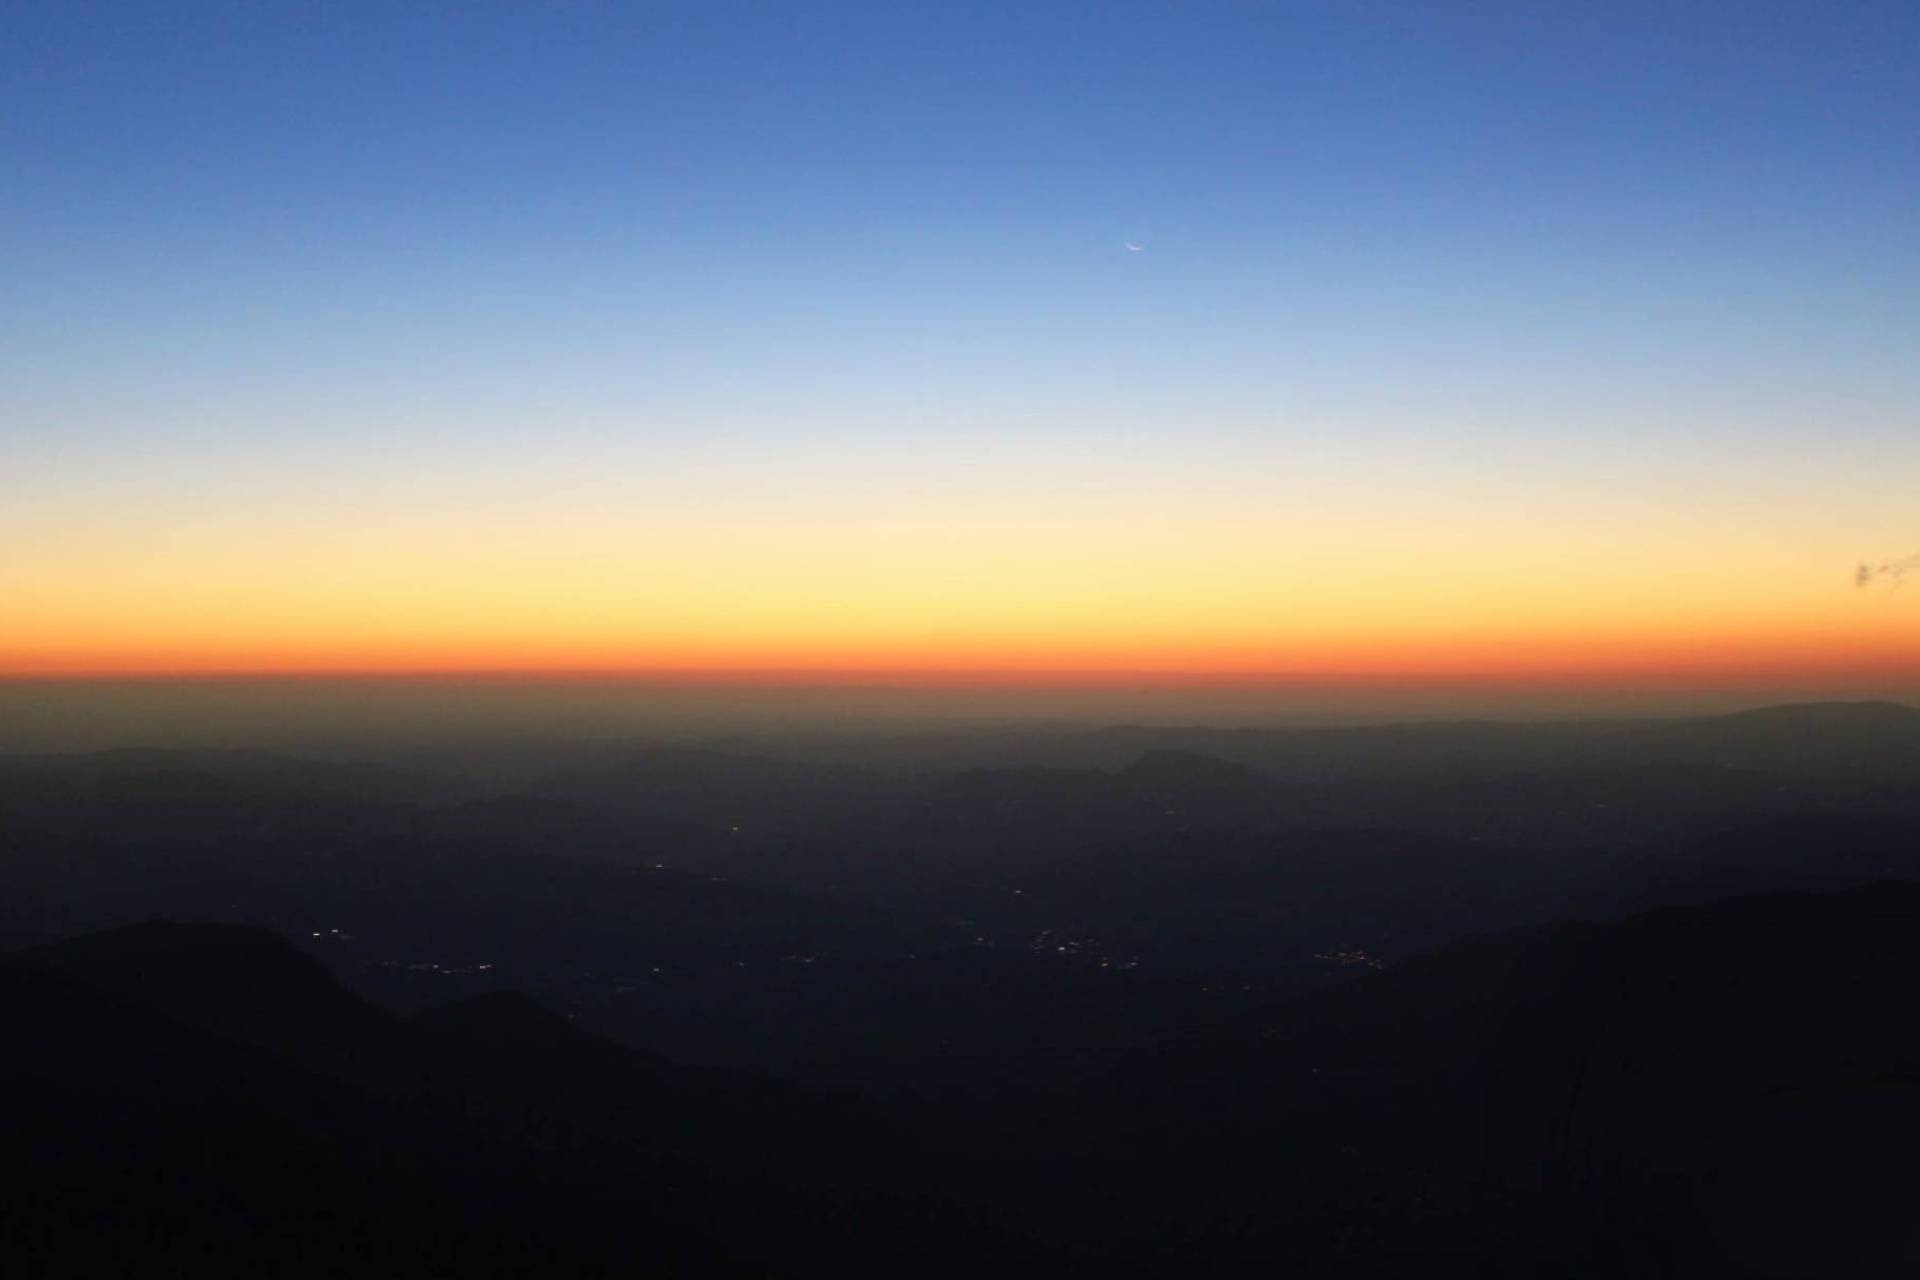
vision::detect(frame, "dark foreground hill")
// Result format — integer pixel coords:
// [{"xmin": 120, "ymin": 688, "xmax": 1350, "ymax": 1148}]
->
[
  {"xmin": 1, "ymin": 923, "xmax": 1014, "ymax": 1278},
  {"xmin": 8, "ymin": 886, "xmax": 1920, "ymax": 1277},
  {"xmin": 1039, "ymin": 882, "xmax": 1920, "ymax": 1277}
]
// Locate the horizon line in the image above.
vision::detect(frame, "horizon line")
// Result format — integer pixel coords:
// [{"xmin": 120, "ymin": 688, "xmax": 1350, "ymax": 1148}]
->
[{"xmin": 6, "ymin": 664, "xmax": 1920, "ymax": 689}]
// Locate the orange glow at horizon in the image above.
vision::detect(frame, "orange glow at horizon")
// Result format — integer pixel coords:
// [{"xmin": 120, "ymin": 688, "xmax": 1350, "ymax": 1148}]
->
[
  {"xmin": 12, "ymin": 568, "xmax": 1920, "ymax": 683},
  {"xmin": 9, "ymin": 466, "xmax": 1919, "ymax": 688},
  {"xmin": 10, "ymin": 626, "xmax": 1920, "ymax": 685}
]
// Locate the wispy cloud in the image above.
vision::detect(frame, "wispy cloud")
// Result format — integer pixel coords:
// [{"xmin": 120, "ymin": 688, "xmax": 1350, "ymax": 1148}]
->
[{"xmin": 1856, "ymin": 552, "xmax": 1920, "ymax": 588}]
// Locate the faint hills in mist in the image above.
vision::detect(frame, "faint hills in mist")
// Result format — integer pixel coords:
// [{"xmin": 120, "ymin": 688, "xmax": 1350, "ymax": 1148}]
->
[
  {"xmin": 8, "ymin": 699, "xmax": 1920, "ymax": 976},
  {"xmin": 540, "ymin": 745, "xmax": 903, "ymax": 832},
  {"xmin": 0, "ymin": 746, "xmax": 415, "ymax": 802},
  {"xmin": 988, "ymin": 699, "xmax": 1920, "ymax": 783},
  {"xmin": 1618, "ymin": 699, "xmax": 1920, "ymax": 776},
  {"xmin": 9, "ymin": 697, "xmax": 1918, "ymax": 792}
]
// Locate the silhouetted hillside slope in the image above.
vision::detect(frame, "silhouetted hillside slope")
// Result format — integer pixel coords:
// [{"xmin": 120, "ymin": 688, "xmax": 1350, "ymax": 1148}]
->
[
  {"xmin": 1053, "ymin": 883, "xmax": 1920, "ymax": 1276},
  {"xmin": 0, "ymin": 963, "xmax": 583, "ymax": 1277},
  {"xmin": 15, "ymin": 920, "xmax": 393, "ymax": 1061},
  {"xmin": 13, "ymin": 885, "xmax": 1920, "ymax": 1275},
  {"xmin": 4, "ymin": 923, "xmax": 1020, "ymax": 1277}
]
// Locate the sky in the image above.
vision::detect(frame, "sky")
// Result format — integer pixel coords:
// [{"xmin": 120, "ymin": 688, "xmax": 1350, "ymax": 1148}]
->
[{"xmin": 5, "ymin": 1, "xmax": 1919, "ymax": 692}]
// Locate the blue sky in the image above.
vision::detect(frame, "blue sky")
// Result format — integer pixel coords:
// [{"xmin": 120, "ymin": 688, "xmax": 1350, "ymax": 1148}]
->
[{"xmin": 5, "ymin": 1, "xmax": 1919, "ymax": 679}]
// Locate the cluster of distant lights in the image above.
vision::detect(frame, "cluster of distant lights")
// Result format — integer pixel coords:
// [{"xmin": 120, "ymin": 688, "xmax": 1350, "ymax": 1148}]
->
[
  {"xmin": 301, "ymin": 913, "xmax": 1378, "ymax": 986},
  {"xmin": 1313, "ymin": 948, "xmax": 1383, "ymax": 970},
  {"xmin": 310, "ymin": 928, "xmax": 502, "ymax": 976},
  {"xmin": 311, "ymin": 908, "xmax": 1163, "ymax": 990},
  {"xmin": 299, "ymin": 925, "xmax": 1383, "ymax": 990},
  {"xmin": 1022, "ymin": 927, "xmax": 1141, "ymax": 971}
]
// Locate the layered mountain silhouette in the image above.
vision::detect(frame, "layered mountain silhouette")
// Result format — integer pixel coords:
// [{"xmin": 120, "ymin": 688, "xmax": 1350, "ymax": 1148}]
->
[
  {"xmin": 1050, "ymin": 882, "xmax": 1920, "ymax": 1275},
  {"xmin": 7, "ymin": 883, "xmax": 1920, "ymax": 1276},
  {"xmin": 3, "ymin": 922, "xmax": 1006, "ymax": 1278},
  {"xmin": 8, "ymin": 703, "xmax": 1920, "ymax": 1273}
]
